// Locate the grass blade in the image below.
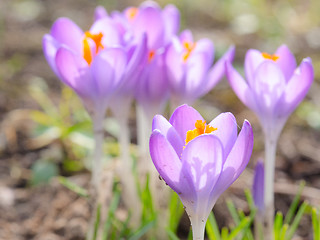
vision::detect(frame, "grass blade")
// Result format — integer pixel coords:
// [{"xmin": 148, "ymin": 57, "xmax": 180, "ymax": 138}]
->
[
  {"xmin": 92, "ymin": 204, "xmax": 101, "ymax": 240},
  {"xmin": 284, "ymin": 181, "xmax": 305, "ymax": 224},
  {"xmin": 221, "ymin": 227, "xmax": 229, "ymax": 240},
  {"xmin": 58, "ymin": 176, "xmax": 88, "ymax": 197},
  {"xmin": 103, "ymin": 185, "xmax": 121, "ymax": 239},
  {"xmin": 311, "ymin": 208, "xmax": 319, "ymax": 240},
  {"xmin": 128, "ymin": 221, "xmax": 155, "ymax": 240},
  {"xmin": 166, "ymin": 229, "xmax": 180, "ymax": 240},
  {"xmin": 227, "ymin": 216, "xmax": 252, "ymax": 240},
  {"xmin": 226, "ymin": 199, "xmax": 240, "ymax": 225},
  {"xmin": 285, "ymin": 201, "xmax": 308, "ymax": 240},
  {"xmin": 274, "ymin": 211, "xmax": 283, "ymax": 240},
  {"xmin": 168, "ymin": 192, "xmax": 184, "ymax": 232},
  {"xmin": 206, "ymin": 211, "xmax": 221, "ymax": 240}
]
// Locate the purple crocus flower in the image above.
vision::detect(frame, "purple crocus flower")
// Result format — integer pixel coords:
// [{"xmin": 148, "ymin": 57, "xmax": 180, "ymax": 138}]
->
[
  {"xmin": 226, "ymin": 45, "xmax": 314, "ymax": 235},
  {"xmin": 252, "ymin": 160, "xmax": 264, "ymax": 214},
  {"xmin": 166, "ymin": 30, "xmax": 235, "ymax": 106},
  {"xmin": 226, "ymin": 45, "xmax": 314, "ymax": 140},
  {"xmin": 149, "ymin": 104, "xmax": 253, "ymax": 239},
  {"xmin": 43, "ymin": 17, "xmax": 146, "ymax": 112},
  {"xmin": 119, "ymin": 1, "xmax": 180, "ymax": 113}
]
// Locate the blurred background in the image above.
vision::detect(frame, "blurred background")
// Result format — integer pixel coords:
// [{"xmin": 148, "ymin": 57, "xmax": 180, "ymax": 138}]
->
[{"xmin": 0, "ymin": 0, "xmax": 320, "ymax": 239}]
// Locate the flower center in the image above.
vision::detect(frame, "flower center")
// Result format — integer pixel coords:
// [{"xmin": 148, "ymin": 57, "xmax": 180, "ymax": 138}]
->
[
  {"xmin": 126, "ymin": 7, "xmax": 139, "ymax": 21},
  {"xmin": 83, "ymin": 31, "xmax": 104, "ymax": 65},
  {"xmin": 185, "ymin": 120, "xmax": 217, "ymax": 145},
  {"xmin": 182, "ymin": 40, "xmax": 196, "ymax": 63},
  {"xmin": 262, "ymin": 52, "xmax": 279, "ymax": 61}
]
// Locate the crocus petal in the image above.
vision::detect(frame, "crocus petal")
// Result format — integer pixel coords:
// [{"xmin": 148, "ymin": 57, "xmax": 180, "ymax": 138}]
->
[
  {"xmin": 244, "ymin": 49, "xmax": 264, "ymax": 87},
  {"xmin": 162, "ymin": 4, "xmax": 180, "ymax": 43},
  {"xmin": 136, "ymin": 53, "xmax": 168, "ymax": 103},
  {"xmin": 90, "ymin": 18, "xmax": 122, "ymax": 47},
  {"xmin": 169, "ymin": 104, "xmax": 204, "ymax": 141},
  {"xmin": 94, "ymin": 6, "xmax": 108, "ymax": 21},
  {"xmin": 208, "ymin": 112, "xmax": 238, "ymax": 158},
  {"xmin": 50, "ymin": 18, "xmax": 83, "ymax": 54},
  {"xmin": 210, "ymin": 120, "xmax": 253, "ymax": 200},
  {"xmin": 226, "ymin": 62, "xmax": 257, "ymax": 112},
  {"xmin": 123, "ymin": 34, "xmax": 148, "ymax": 92},
  {"xmin": 166, "ymin": 40, "xmax": 185, "ymax": 93},
  {"xmin": 152, "ymin": 115, "xmax": 184, "ymax": 156},
  {"xmin": 275, "ymin": 45, "xmax": 297, "ymax": 82},
  {"xmin": 132, "ymin": 6, "xmax": 165, "ymax": 49},
  {"xmin": 275, "ymin": 57, "xmax": 314, "ymax": 117},
  {"xmin": 202, "ymin": 46, "xmax": 235, "ymax": 96},
  {"xmin": 55, "ymin": 47, "xmax": 95, "ymax": 99},
  {"xmin": 91, "ymin": 48, "xmax": 127, "ymax": 97},
  {"xmin": 181, "ymin": 135, "xmax": 223, "ymax": 214},
  {"xmin": 184, "ymin": 53, "xmax": 212, "ymax": 98},
  {"xmin": 179, "ymin": 29, "xmax": 193, "ymax": 43},
  {"xmin": 252, "ymin": 61, "xmax": 286, "ymax": 116},
  {"xmin": 43, "ymin": 34, "xmax": 60, "ymax": 76},
  {"xmin": 193, "ymin": 38, "xmax": 214, "ymax": 67},
  {"xmin": 150, "ymin": 130, "xmax": 194, "ymax": 196}
]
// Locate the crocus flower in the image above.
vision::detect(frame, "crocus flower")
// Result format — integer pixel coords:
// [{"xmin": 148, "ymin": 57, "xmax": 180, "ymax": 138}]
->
[
  {"xmin": 120, "ymin": 1, "xmax": 180, "ymax": 113},
  {"xmin": 226, "ymin": 45, "xmax": 314, "ymax": 140},
  {"xmin": 149, "ymin": 104, "xmax": 253, "ymax": 239},
  {"xmin": 226, "ymin": 45, "xmax": 314, "ymax": 237},
  {"xmin": 252, "ymin": 160, "xmax": 264, "ymax": 214},
  {"xmin": 93, "ymin": 1, "xmax": 180, "ymax": 113},
  {"xmin": 43, "ymin": 17, "xmax": 146, "ymax": 113},
  {"xmin": 166, "ymin": 30, "xmax": 235, "ymax": 106}
]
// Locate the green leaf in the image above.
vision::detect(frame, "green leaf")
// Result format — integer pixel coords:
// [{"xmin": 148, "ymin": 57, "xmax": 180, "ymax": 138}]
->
[
  {"xmin": 206, "ymin": 211, "xmax": 221, "ymax": 240},
  {"xmin": 58, "ymin": 176, "xmax": 88, "ymax": 197},
  {"xmin": 284, "ymin": 181, "xmax": 305, "ymax": 224},
  {"xmin": 279, "ymin": 224, "xmax": 288, "ymax": 240},
  {"xmin": 226, "ymin": 199, "xmax": 240, "ymax": 225},
  {"xmin": 103, "ymin": 184, "xmax": 121, "ymax": 239},
  {"xmin": 128, "ymin": 221, "xmax": 155, "ymax": 240},
  {"xmin": 168, "ymin": 192, "xmax": 184, "ymax": 233},
  {"xmin": 92, "ymin": 204, "xmax": 101, "ymax": 240},
  {"xmin": 244, "ymin": 189, "xmax": 255, "ymax": 212},
  {"xmin": 274, "ymin": 211, "xmax": 283, "ymax": 240},
  {"xmin": 62, "ymin": 159, "xmax": 84, "ymax": 172},
  {"xmin": 221, "ymin": 227, "xmax": 229, "ymax": 240},
  {"xmin": 227, "ymin": 216, "xmax": 251, "ymax": 240},
  {"xmin": 166, "ymin": 229, "xmax": 180, "ymax": 240},
  {"xmin": 311, "ymin": 208, "xmax": 319, "ymax": 240},
  {"xmin": 285, "ymin": 201, "xmax": 308, "ymax": 240},
  {"xmin": 31, "ymin": 160, "xmax": 59, "ymax": 186}
]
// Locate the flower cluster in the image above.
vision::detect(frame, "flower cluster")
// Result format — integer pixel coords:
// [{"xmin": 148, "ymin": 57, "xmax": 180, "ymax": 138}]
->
[
  {"xmin": 43, "ymin": 2, "xmax": 314, "ymax": 240},
  {"xmin": 43, "ymin": 1, "xmax": 235, "ymax": 115}
]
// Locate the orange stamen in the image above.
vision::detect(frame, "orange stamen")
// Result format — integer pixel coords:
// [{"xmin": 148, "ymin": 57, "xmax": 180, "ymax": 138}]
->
[
  {"xmin": 182, "ymin": 41, "xmax": 196, "ymax": 63},
  {"xmin": 262, "ymin": 52, "xmax": 279, "ymax": 61},
  {"xmin": 126, "ymin": 7, "xmax": 139, "ymax": 21},
  {"xmin": 83, "ymin": 31, "xmax": 104, "ymax": 65},
  {"xmin": 148, "ymin": 50, "xmax": 155, "ymax": 63},
  {"xmin": 83, "ymin": 38, "xmax": 92, "ymax": 65},
  {"xmin": 185, "ymin": 120, "xmax": 217, "ymax": 145}
]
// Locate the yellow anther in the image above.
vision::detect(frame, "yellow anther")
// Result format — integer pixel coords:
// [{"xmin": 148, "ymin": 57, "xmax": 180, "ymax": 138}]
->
[
  {"xmin": 182, "ymin": 41, "xmax": 196, "ymax": 63},
  {"xmin": 185, "ymin": 120, "xmax": 217, "ymax": 145},
  {"xmin": 126, "ymin": 7, "xmax": 139, "ymax": 21},
  {"xmin": 262, "ymin": 52, "xmax": 279, "ymax": 61},
  {"xmin": 83, "ymin": 32, "xmax": 104, "ymax": 65}
]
